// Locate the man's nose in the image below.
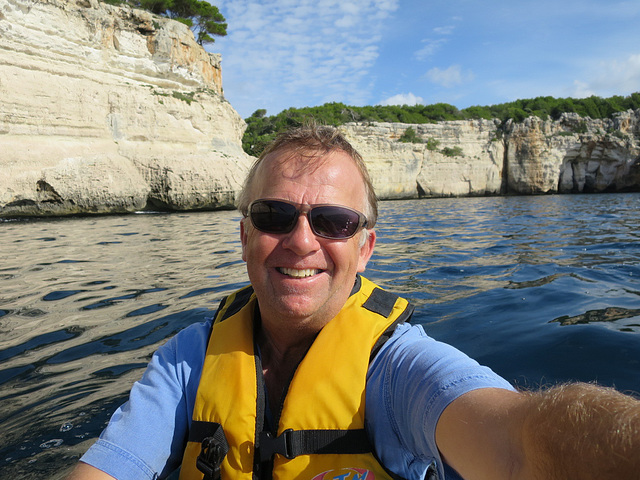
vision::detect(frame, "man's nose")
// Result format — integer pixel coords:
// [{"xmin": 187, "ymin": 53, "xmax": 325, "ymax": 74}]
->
[{"xmin": 281, "ymin": 213, "xmax": 320, "ymax": 253}]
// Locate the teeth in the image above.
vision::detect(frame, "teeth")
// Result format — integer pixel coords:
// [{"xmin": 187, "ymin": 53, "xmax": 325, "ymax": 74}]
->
[{"xmin": 279, "ymin": 267, "xmax": 319, "ymax": 278}]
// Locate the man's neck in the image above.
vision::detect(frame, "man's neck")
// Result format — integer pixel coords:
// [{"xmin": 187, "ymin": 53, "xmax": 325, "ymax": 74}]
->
[{"xmin": 257, "ymin": 321, "xmax": 317, "ymax": 416}]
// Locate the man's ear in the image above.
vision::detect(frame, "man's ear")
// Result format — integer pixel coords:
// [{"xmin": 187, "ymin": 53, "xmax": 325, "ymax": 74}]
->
[
  {"xmin": 357, "ymin": 229, "xmax": 376, "ymax": 272},
  {"xmin": 240, "ymin": 218, "xmax": 248, "ymax": 262}
]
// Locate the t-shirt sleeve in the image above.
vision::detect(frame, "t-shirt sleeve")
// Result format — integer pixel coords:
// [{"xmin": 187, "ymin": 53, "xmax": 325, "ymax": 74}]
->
[
  {"xmin": 366, "ymin": 323, "xmax": 514, "ymax": 480},
  {"xmin": 79, "ymin": 321, "xmax": 211, "ymax": 480}
]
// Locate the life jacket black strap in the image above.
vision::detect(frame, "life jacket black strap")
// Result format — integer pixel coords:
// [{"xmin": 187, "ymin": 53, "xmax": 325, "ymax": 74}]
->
[
  {"xmin": 194, "ymin": 422, "xmax": 229, "ymax": 480},
  {"xmin": 189, "ymin": 420, "xmax": 224, "ymax": 443},
  {"xmin": 367, "ymin": 287, "xmax": 415, "ymax": 363},
  {"xmin": 216, "ymin": 285, "xmax": 255, "ymax": 323},
  {"xmin": 258, "ymin": 428, "xmax": 372, "ymax": 462}
]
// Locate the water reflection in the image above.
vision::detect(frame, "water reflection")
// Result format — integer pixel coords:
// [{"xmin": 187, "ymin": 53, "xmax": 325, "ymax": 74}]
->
[{"xmin": 552, "ymin": 306, "xmax": 640, "ymax": 333}]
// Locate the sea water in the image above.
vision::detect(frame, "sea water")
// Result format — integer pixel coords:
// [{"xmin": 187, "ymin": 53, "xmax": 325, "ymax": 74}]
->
[{"xmin": 1, "ymin": 193, "xmax": 639, "ymax": 479}]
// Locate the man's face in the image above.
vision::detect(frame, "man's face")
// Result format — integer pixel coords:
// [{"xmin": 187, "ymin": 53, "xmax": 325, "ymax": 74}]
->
[{"xmin": 240, "ymin": 149, "xmax": 376, "ymax": 333}]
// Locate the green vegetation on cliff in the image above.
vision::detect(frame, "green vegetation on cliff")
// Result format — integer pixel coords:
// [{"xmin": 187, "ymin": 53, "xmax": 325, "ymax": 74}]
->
[
  {"xmin": 243, "ymin": 93, "xmax": 640, "ymax": 157},
  {"xmin": 102, "ymin": 0, "xmax": 227, "ymax": 45}
]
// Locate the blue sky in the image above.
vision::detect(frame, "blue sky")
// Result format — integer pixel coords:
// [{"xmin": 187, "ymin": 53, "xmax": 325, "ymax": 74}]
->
[{"xmin": 209, "ymin": 0, "xmax": 640, "ymax": 119}]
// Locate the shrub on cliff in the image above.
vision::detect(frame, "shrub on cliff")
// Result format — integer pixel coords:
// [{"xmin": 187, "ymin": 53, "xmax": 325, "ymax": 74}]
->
[
  {"xmin": 398, "ymin": 127, "xmax": 423, "ymax": 143},
  {"xmin": 441, "ymin": 146, "xmax": 464, "ymax": 157},
  {"xmin": 108, "ymin": 0, "xmax": 227, "ymax": 45}
]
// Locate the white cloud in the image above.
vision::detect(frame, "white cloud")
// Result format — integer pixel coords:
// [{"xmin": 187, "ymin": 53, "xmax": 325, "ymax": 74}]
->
[
  {"xmin": 425, "ymin": 65, "xmax": 474, "ymax": 88},
  {"xmin": 415, "ymin": 39, "xmax": 447, "ymax": 61},
  {"xmin": 212, "ymin": 0, "xmax": 400, "ymax": 117},
  {"xmin": 559, "ymin": 54, "xmax": 640, "ymax": 101},
  {"xmin": 433, "ymin": 25, "xmax": 455, "ymax": 35},
  {"xmin": 379, "ymin": 92, "xmax": 424, "ymax": 106},
  {"xmin": 578, "ymin": 54, "xmax": 640, "ymax": 96},
  {"xmin": 414, "ymin": 22, "xmax": 457, "ymax": 61},
  {"xmin": 570, "ymin": 80, "xmax": 596, "ymax": 99}
]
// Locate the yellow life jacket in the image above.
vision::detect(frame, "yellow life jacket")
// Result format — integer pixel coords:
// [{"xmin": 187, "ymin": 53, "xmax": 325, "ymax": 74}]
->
[{"xmin": 179, "ymin": 275, "xmax": 414, "ymax": 480}]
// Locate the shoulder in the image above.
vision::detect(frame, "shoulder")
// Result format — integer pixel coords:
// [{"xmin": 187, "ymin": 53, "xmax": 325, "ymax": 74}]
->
[
  {"xmin": 128, "ymin": 318, "xmax": 214, "ymax": 402},
  {"xmin": 155, "ymin": 318, "xmax": 212, "ymax": 363},
  {"xmin": 368, "ymin": 322, "xmax": 513, "ymax": 401},
  {"xmin": 127, "ymin": 318, "xmax": 214, "ymax": 399},
  {"xmin": 368, "ymin": 322, "xmax": 471, "ymax": 376},
  {"xmin": 166, "ymin": 318, "xmax": 213, "ymax": 354},
  {"xmin": 365, "ymin": 322, "xmax": 514, "ymax": 479}
]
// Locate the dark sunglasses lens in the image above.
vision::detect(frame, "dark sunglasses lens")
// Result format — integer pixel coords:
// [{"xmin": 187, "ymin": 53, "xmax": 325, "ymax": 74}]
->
[
  {"xmin": 310, "ymin": 206, "xmax": 361, "ymax": 238},
  {"xmin": 250, "ymin": 201, "xmax": 297, "ymax": 233}
]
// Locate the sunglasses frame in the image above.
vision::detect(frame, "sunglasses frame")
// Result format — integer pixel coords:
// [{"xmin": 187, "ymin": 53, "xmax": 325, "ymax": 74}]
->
[{"xmin": 246, "ymin": 198, "xmax": 368, "ymax": 240}]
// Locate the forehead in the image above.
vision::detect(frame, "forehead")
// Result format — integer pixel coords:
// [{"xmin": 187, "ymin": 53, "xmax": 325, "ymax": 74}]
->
[
  {"xmin": 260, "ymin": 147, "xmax": 340, "ymax": 175},
  {"xmin": 252, "ymin": 148, "xmax": 366, "ymax": 203}
]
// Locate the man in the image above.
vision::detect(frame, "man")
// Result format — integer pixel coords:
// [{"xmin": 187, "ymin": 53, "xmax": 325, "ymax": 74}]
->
[{"xmin": 69, "ymin": 124, "xmax": 639, "ymax": 480}]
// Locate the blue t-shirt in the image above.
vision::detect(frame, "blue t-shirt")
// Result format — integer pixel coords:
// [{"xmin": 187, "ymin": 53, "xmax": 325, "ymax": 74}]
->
[{"xmin": 81, "ymin": 321, "xmax": 513, "ymax": 480}]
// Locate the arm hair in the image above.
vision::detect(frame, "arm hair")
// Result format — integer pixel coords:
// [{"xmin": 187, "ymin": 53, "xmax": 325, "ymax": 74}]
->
[{"xmin": 521, "ymin": 383, "xmax": 640, "ymax": 480}]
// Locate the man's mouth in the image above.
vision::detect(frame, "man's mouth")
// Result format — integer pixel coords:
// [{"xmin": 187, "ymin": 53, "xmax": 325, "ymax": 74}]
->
[{"xmin": 277, "ymin": 267, "xmax": 321, "ymax": 278}]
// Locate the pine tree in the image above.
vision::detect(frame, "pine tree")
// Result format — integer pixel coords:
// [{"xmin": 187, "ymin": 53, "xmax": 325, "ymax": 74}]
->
[{"xmin": 128, "ymin": 0, "xmax": 227, "ymax": 45}]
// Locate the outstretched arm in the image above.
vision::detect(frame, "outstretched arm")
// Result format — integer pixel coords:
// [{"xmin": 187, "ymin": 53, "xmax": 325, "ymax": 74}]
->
[
  {"xmin": 436, "ymin": 383, "xmax": 640, "ymax": 480},
  {"xmin": 66, "ymin": 462, "xmax": 115, "ymax": 480}
]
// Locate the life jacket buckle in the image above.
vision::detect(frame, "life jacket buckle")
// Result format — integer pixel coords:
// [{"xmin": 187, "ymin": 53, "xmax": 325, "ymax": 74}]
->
[
  {"xmin": 197, "ymin": 435, "xmax": 227, "ymax": 480},
  {"xmin": 259, "ymin": 429, "xmax": 295, "ymax": 461}
]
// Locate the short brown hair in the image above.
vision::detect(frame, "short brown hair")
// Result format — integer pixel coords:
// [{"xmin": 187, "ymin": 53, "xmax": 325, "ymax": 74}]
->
[{"xmin": 237, "ymin": 123, "xmax": 378, "ymax": 226}]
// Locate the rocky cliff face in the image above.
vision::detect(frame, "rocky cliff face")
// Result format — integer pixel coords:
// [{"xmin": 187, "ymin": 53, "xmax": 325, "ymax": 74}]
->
[
  {"xmin": 342, "ymin": 120, "xmax": 505, "ymax": 199},
  {"xmin": 505, "ymin": 112, "xmax": 640, "ymax": 194},
  {"xmin": 341, "ymin": 109, "xmax": 640, "ymax": 200},
  {"xmin": 1, "ymin": 0, "xmax": 253, "ymax": 217}
]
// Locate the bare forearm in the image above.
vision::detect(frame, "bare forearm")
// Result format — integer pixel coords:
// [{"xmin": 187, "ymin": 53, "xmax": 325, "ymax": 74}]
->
[
  {"xmin": 521, "ymin": 383, "xmax": 640, "ymax": 480},
  {"xmin": 65, "ymin": 462, "xmax": 115, "ymax": 480}
]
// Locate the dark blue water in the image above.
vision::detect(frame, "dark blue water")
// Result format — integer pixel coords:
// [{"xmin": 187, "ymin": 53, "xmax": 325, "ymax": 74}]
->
[{"xmin": 1, "ymin": 194, "xmax": 639, "ymax": 479}]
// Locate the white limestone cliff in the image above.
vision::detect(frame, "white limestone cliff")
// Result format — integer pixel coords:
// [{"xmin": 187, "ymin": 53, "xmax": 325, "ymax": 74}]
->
[
  {"xmin": 505, "ymin": 111, "xmax": 640, "ymax": 194},
  {"xmin": 0, "ymin": 0, "xmax": 253, "ymax": 217},
  {"xmin": 341, "ymin": 110, "xmax": 640, "ymax": 199},
  {"xmin": 342, "ymin": 120, "xmax": 504, "ymax": 199}
]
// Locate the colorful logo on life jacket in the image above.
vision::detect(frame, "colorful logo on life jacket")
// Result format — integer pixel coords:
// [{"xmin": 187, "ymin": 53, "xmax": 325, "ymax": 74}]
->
[{"xmin": 310, "ymin": 468, "xmax": 374, "ymax": 480}]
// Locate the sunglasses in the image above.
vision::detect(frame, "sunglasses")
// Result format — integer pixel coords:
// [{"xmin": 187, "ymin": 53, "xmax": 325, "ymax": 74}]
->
[{"xmin": 246, "ymin": 199, "xmax": 368, "ymax": 240}]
